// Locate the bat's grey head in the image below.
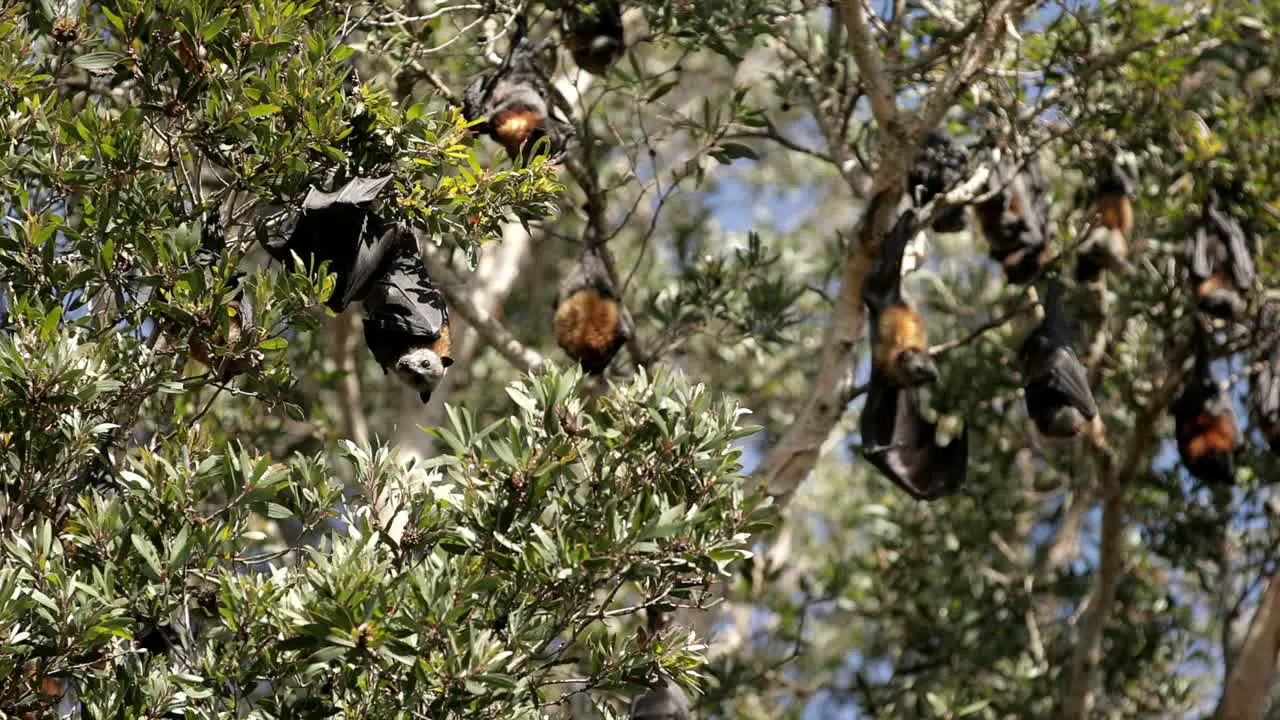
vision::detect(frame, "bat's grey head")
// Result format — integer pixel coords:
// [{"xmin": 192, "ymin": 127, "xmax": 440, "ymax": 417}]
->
[{"xmin": 392, "ymin": 346, "xmax": 455, "ymax": 403}]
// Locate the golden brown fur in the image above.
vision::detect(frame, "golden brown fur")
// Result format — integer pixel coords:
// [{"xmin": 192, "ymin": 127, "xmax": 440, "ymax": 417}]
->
[
  {"xmin": 1097, "ymin": 193, "xmax": 1133, "ymax": 236},
  {"xmin": 494, "ymin": 108, "xmax": 544, "ymax": 159},
  {"xmin": 874, "ymin": 305, "xmax": 928, "ymax": 373},
  {"xmin": 554, "ymin": 288, "xmax": 623, "ymax": 374},
  {"xmin": 428, "ymin": 322, "xmax": 452, "ymax": 360},
  {"xmin": 1183, "ymin": 411, "xmax": 1237, "ymax": 460}
]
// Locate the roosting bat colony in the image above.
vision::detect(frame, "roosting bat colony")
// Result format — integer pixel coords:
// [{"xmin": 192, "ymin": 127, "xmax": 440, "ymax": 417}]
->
[{"xmin": 188, "ymin": 1, "xmax": 1274, "ymax": 510}]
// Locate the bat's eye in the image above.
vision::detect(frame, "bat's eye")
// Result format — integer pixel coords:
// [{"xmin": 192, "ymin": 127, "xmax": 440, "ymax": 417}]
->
[{"xmin": 442, "ymin": 356, "xmax": 455, "ymax": 368}]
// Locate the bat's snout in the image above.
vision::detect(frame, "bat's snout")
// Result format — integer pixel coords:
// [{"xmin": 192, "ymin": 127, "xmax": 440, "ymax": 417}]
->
[{"xmin": 898, "ymin": 349, "xmax": 939, "ymax": 386}]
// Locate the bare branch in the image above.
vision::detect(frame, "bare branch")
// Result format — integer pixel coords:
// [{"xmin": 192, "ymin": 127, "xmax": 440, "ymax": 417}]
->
[
  {"xmin": 332, "ymin": 311, "xmax": 370, "ymax": 447},
  {"xmin": 1215, "ymin": 569, "xmax": 1280, "ymax": 720},
  {"xmin": 839, "ymin": 0, "xmax": 900, "ymax": 133}
]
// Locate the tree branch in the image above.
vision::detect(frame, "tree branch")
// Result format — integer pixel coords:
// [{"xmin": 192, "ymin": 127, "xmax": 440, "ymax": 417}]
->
[
  {"xmin": 1215, "ymin": 569, "xmax": 1280, "ymax": 720},
  {"xmin": 1062, "ymin": 365, "xmax": 1190, "ymax": 719},
  {"xmin": 332, "ymin": 311, "xmax": 370, "ymax": 447},
  {"xmin": 839, "ymin": 0, "xmax": 900, "ymax": 134}
]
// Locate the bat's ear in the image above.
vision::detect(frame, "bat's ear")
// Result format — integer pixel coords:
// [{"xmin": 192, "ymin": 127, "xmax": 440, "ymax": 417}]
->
[
  {"xmin": 419, "ymin": 391, "xmax": 432, "ymax": 404},
  {"xmin": 442, "ymin": 356, "xmax": 455, "ymax": 368}
]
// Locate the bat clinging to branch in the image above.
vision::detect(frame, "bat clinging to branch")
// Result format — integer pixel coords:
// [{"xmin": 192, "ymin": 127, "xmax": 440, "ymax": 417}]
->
[
  {"xmin": 462, "ymin": 23, "xmax": 572, "ymax": 163},
  {"xmin": 974, "ymin": 152, "xmax": 1053, "ymax": 285},
  {"xmin": 1173, "ymin": 347, "xmax": 1240, "ymax": 485},
  {"xmin": 1075, "ymin": 152, "xmax": 1138, "ymax": 283},
  {"xmin": 1019, "ymin": 278, "xmax": 1097, "ymax": 438},
  {"xmin": 1190, "ymin": 187, "xmax": 1255, "ymax": 319},
  {"xmin": 561, "ymin": 0, "xmax": 626, "ymax": 75},
  {"xmin": 860, "ymin": 209, "xmax": 968, "ymax": 500},
  {"xmin": 553, "ymin": 229, "xmax": 632, "ymax": 375},
  {"xmin": 907, "ymin": 130, "xmax": 970, "ymax": 233}
]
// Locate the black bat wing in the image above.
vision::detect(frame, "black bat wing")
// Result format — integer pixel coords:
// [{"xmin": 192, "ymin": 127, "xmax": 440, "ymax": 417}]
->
[
  {"xmin": 279, "ymin": 176, "xmax": 398, "ymax": 310},
  {"xmin": 862, "ymin": 209, "xmax": 918, "ymax": 313},
  {"xmin": 1039, "ymin": 346, "xmax": 1098, "ymax": 419},
  {"xmin": 302, "ymin": 175, "xmax": 393, "ymax": 210},
  {"xmin": 362, "ymin": 240, "xmax": 448, "ymax": 367},
  {"xmin": 860, "ymin": 375, "xmax": 968, "ymax": 500}
]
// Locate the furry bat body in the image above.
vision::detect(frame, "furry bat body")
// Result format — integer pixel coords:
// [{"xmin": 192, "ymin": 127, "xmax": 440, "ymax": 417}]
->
[
  {"xmin": 907, "ymin": 130, "xmax": 970, "ymax": 233},
  {"xmin": 1173, "ymin": 351, "xmax": 1240, "ymax": 485},
  {"xmin": 463, "ymin": 26, "xmax": 571, "ymax": 163},
  {"xmin": 1019, "ymin": 279, "xmax": 1097, "ymax": 437},
  {"xmin": 974, "ymin": 153, "xmax": 1052, "ymax": 285},
  {"xmin": 1190, "ymin": 188, "xmax": 1255, "ymax": 319},
  {"xmin": 561, "ymin": 0, "xmax": 626, "ymax": 75},
  {"xmin": 362, "ymin": 238, "xmax": 454, "ymax": 404},
  {"xmin": 554, "ymin": 234, "xmax": 632, "ymax": 374},
  {"xmin": 1075, "ymin": 153, "xmax": 1138, "ymax": 283},
  {"xmin": 860, "ymin": 209, "xmax": 968, "ymax": 500}
]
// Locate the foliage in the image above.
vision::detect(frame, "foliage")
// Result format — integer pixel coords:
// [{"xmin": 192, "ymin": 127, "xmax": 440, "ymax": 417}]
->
[{"xmin": 2, "ymin": 0, "xmax": 1279, "ymax": 718}]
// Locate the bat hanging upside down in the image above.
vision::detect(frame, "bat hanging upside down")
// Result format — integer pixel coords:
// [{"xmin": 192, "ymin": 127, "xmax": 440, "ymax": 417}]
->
[
  {"xmin": 1189, "ymin": 187, "xmax": 1255, "ymax": 320},
  {"xmin": 974, "ymin": 151, "xmax": 1053, "ymax": 285},
  {"xmin": 860, "ymin": 208, "xmax": 968, "ymax": 500},
  {"xmin": 266, "ymin": 175, "xmax": 454, "ymax": 403},
  {"xmin": 1075, "ymin": 152, "xmax": 1139, "ymax": 283},
  {"xmin": 187, "ymin": 208, "xmax": 257, "ymax": 379},
  {"xmin": 553, "ymin": 230, "xmax": 633, "ymax": 375},
  {"xmin": 1019, "ymin": 277, "xmax": 1098, "ymax": 438},
  {"xmin": 462, "ymin": 21, "xmax": 572, "ymax": 163},
  {"xmin": 1172, "ymin": 347, "xmax": 1241, "ymax": 485},
  {"xmin": 907, "ymin": 129, "xmax": 970, "ymax": 234},
  {"xmin": 561, "ymin": 0, "xmax": 626, "ymax": 75}
]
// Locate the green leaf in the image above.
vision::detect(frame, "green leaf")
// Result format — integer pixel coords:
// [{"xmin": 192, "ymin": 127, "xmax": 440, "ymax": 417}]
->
[
  {"xmin": 248, "ymin": 104, "xmax": 283, "ymax": 118},
  {"xmin": 71, "ymin": 52, "xmax": 123, "ymax": 71}
]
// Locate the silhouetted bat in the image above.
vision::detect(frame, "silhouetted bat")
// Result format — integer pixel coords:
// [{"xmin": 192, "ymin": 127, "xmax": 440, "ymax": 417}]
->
[
  {"xmin": 1254, "ymin": 349, "xmax": 1280, "ymax": 455},
  {"xmin": 188, "ymin": 208, "xmax": 256, "ymax": 379},
  {"xmin": 974, "ymin": 152, "xmax": 1052, "ymax": 284},
  {"xmin": 1190, "ymin": 188, "xmax": 1255, "ymax": 319},
  {"xmin": 1173, "ymin": 350, "xmax": 1240, "ymax": 485},
  {"xmin": 268, "ymin": 175, "xmax": 400, "ymax": 312},
  {"xmin": 362, "ymin": 237, "xmax": 453, "ymax": 403},
  {"xmin": 1019, "ymin": 278, "xmax": 1097, "ymax": 437},
  {"xmin": 860, "ymin": 209, "xmax": 968, "ymax": 500},
  {"xmin": 562, "ymin": 0, "xmax": 625, "ymax": 75},
  {"xmin": 630, "ymin": 681, "xmax": 692, "ymax": 720},
  {"xmin": 907, "ymin": 130, "xmax": 970, "ymax": 233},
  {"xmin": 554, "ymin": 231, "xmax": 632, "ymax": 374},
  {"xmin": 1076, "ymin": 153, "xmax": 1138, "ymax": 283},
  {"xmin": 462, "ymin": 23, "xmax": 572, "ymax": 163}
]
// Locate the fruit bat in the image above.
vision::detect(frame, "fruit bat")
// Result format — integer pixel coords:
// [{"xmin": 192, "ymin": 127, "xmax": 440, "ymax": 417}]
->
[
  {"xmin": 553, "ymin": 231, "xmax": 632, "ymax": 374},
  {"xmin": 907, "ymin": 130, "xmax": 970, "ymax": 233},
  {"xmin": 361, "ymin": 236, "xmax": 453, "ymax": 403},
  {"xmin": 630, "ymin": 681, "xmax": 692, "ymax": 720},
  {"xmin": 267, "ymin": 175, "xmax": 400, "ymax": 313},
  {"xmin": 1190, "ymin": 188, "xmax": 1255, "ymax": 319},
  {"xmin": 863, "ymin": 207, "xmax": 938, "ymax": 389},
  {"xmin": 1075, "ymin": 153, "xmax": 1138, "ymax": 283},
  {"xmin": 561, "ymin": 0, "xmax": 625, "ymax": 75},
  {"xmin": 1019, "ymin": 278, "xmax": 1098, "ymax": 437},
  {"xmin": 860, "ymin": 209, "xmax": 968, "ymax": 500},
  {"xmin": 974, "ymin": 152, "xmax": 1052, "ymax": 285},
  {"xmin": 1253, "ymin": 349, "xmax": 1280, "ymax": 455},
  {"xmin": 462, "ymin": 22, "xmax": 572, "ymax": 163},
  {"xmin": 188, "ymin": 208, "xmax": 256, "ymax": 379},
  {"xmin": 1172, "ymin": 349, "xmax": 1241, "ymax": 485}
]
